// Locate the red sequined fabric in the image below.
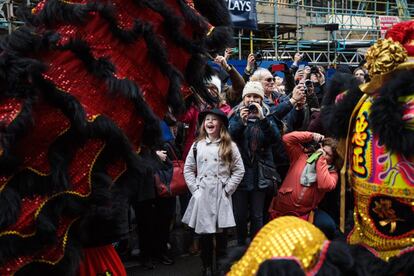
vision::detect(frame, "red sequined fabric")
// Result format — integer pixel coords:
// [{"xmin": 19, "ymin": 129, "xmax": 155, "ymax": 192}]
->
[{"xmin": 0, "ymin": 0, "xmax": 217, "ymax": 273}]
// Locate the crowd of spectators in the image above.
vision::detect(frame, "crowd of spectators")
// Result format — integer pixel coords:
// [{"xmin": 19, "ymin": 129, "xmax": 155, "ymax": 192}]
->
[{"xmin": 118, "ymin": 49, "xmax": 369, "ymax": 276}]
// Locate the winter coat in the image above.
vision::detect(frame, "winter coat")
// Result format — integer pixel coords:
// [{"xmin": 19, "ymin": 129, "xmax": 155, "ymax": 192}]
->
[
  {"xmin": 182, "ymin": 138, "xmax": 245, "ymax": 234},
  {"xmin": 269, "ymin": 132, "xmax": 338, "ymax": 218},
  {"xmin": 223, "ymin": 65, "xmax": 246, "ymax": 107},
  {"xmin": 264, "ymin": 92, "xmax": 304, "ymax": 133},
  {"xmin": 229, "ymin": 106, "xmax": 280, "ymax": 191}
]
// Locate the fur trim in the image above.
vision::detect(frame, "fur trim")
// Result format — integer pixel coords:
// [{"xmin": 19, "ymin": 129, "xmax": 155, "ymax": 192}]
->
[
  {"xmin": 321, "ymin": 72, "xmax": 355, "ymax": 107},
  {"xmin": 205, "ymin": 26, "xmax": 234, "ymax": 53},
  {"xmin": 0, "ymin": 0, "xmax": 233, "ymax": 273},
  {"xmin": 256, "ymin": 259, "xmax": 305, "ymax": 276},
  {"xmin": 317, "ymin": 241, "xmax": 354, "ymax": 275},
  {"xmin": 18, "ymin": 0, "xmax": 100, "ymax": 27},
  {"xmin": 348, "ymin": 245, "xmax": 388, "ymax": 275},
  {"xmin": 370, "ymin": 69, "xmax": 414, "ymax": 155},
  {"xmin": 89, "ymin": 116, "xmax": 144, "ymax": 172},
  {"xmin": 321, "ymin": 73, "xmax": 363, "ymax": 138},
  {"xmin": 193, "ymin": 0, "xmax": 232, "ymax": 27},
  {"xmin": 138, "ymin": 0, "xmax": 203, "ymax": 53},
  {"xmin": 176, "ymin": 0, "xmax": 209, "ymax": 38},
  {"xmin": 13, "ymin": 228, "xmax": 82, "ymax": 276},
  {"xmin": 19, "ymin": 0, "xmax": 186, "ymax": 114},
  {"xmin": 385, "ymin": 21, "xmax": 414, "ymax": 56},
  {"xmin": 184, "ymin": 54, "xmax": 218, "ymax": 106},
  {"xmin": 0, "ymin": 26, "xmax": 58, "ymax": 54},
  {"xmin": 0, "ymin": 188, "xmax": 21, "ymax": 229},
  {"xmin": 386, "ymin": 250, "xmax": 414, "ymax": 275},
  {"xmin": 56, "ymin": 39, "xmax": 163, "ymax": 145},
  {"xmin": 0, "ymin": 193, "xmax": 86, "ymax": 266},
  {"xmin": 33, "ymin": 76, "xmax": 88, "ymax": 133}
]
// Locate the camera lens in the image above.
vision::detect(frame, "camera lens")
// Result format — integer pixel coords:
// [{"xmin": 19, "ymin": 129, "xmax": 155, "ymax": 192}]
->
[
  {"xmin": 305, "ymin": 80, "xmax": 313, "ymax": 87},
  {"xmin": 248, "ymin": 104, "xmax": 258, "ymax": 113},
  {"xmin": 254, "ymin": 53, "xmax": 262, "ymax": 61}
]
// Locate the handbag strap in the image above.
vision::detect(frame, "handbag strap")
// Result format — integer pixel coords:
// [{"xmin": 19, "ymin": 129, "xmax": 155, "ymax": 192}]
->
[
  {"xmin": 192, "ymin": 141, "xmax": 198, "ymax": 163},
  {"xmin": 165, "ymin": 142, "xmax": 180, "ymax": 161},
  {"xmin": 165, "ymin": 142, "xmax": 183, "ymax": 171},
  {"xmin": 192, "ymin": 141, "xmax": 198, "ymax": 176}
]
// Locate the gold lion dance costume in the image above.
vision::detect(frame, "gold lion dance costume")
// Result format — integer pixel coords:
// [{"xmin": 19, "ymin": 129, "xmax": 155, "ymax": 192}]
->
[
  {"xmin": 227, "ymin": 21, "xmax": 414, "ymax": 276},
  {"xmin": 0, "ymin": 0, "xmax": 233, "ymax": 274},
  {"xmin": 346, "ymin": 20, "xmax": 414, "ymax": 261}
]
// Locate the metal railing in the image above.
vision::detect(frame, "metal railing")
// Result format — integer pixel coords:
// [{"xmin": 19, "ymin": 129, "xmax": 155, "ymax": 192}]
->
[
  {"xmin": 1, "ymin": 0, "xmax": 36, "ymax": 33},
  {"xmin": 236, "ymin": 0, "xmax": 412, "ymax": 64}
]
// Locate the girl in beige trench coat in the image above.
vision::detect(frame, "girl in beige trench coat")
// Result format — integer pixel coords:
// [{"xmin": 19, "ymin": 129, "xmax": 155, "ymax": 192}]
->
[{"xmin": 182, "ymin": 109, "xmax": 244, "ymax": 276}]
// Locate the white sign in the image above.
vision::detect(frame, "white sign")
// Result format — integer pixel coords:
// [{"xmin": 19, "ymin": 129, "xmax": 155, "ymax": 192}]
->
[{"xmin": 378, "ymin": 16, "xmax": 400, "ymax": 38}]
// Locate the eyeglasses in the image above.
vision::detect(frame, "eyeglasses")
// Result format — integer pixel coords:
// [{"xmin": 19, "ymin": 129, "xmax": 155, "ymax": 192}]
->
[{"xmin": 264, "ymin": 77, "xmax": 275, "ymax": 83}]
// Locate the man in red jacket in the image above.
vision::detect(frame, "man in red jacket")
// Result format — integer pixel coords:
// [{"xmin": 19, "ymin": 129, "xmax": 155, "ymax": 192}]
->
[{"xmin": 269, "ymin": 131, "xmax": 338, "ymax": 238}]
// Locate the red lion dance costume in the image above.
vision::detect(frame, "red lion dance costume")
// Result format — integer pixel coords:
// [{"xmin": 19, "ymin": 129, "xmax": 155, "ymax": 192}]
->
[{"xmin": 0, "ymin": 0, "xmax": 233, "ymax": 274}]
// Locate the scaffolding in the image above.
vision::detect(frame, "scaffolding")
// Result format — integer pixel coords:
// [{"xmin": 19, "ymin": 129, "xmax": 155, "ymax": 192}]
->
[
  {"xmin": 236, "ymin": 0, "xmax": 414, "ymax": 65},
  {"xmin": 0, "ymin": 0, "xmax": 33, "ymax": 34},
  {"xmin": 1, "ymin": 0, "xmax": 413, "ymax": 66}
]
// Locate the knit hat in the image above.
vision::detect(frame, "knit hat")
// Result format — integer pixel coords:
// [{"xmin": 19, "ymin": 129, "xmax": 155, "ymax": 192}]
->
[{"xmin": 242, "ymin": 81, "xmax": 264, "ymax": 99}]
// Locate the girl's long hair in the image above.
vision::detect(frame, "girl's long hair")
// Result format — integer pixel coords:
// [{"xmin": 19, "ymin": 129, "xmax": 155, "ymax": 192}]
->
[{"xmin": 197, "ymin": 120, "xmax": 233, "ymax": 166}]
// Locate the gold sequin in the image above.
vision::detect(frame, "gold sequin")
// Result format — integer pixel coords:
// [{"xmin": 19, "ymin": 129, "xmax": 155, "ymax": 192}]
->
[
  {"xmin": 348, "ymin": 190, "xmax": 414, "ymax": 260},
  {"xmin": 228, "ymin": 217, "xmax": 327, "ymax": 276}
]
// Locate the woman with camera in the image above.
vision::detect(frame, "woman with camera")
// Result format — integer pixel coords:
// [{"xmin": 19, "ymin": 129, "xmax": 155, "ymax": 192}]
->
[
  {"xmin": 268, "ymin": 131, "xmax": 339, "ymax": 239},
  {"xmin": 228, "ymin": 81, "xmax": 281, "ymax": 245}
]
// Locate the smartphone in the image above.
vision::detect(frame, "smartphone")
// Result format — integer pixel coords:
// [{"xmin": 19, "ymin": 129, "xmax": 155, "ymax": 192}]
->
[
  {"xmin": 271, "ymin": 64, "xmax": 285, "ymax": 72},
  {"xmin": 298, "ymin": 64, "xmax": 305, "ymax": 71},
  {"xmin": 231, "ymin": 47, "xmax": 239, "ymax": 54}
]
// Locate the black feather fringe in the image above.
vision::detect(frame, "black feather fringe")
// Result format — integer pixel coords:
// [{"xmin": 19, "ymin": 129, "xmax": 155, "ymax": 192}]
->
[
  {"xmin": 14, "ymin": 225, "xmax": 83, "ymax": 276},
  {"xmin": 0, "ymin": 193, "xmax": 87, "ymax": 266},
  {"xmin": 0, "ymin": 187, "xmax": 21, "ymax": 229},
  {"xmin": 176, "ymin": 0, "xmax": 209, "ymax": 38},
  {"xmin": 205, "ymin": 26, "xmax": 234, "ymax": 54},
  {"xmin": 56, "ymin": 38, "xmax": 162, "ymax": 145},
  {"xmin": 321, "ymin": 74, "xmax": 363, "ymax": 138},
  {"xmin": 138, "ymin": 0, "xmax": 202, "ymax": 53},
  {"xmin": 18, "ymin": 0, "xmax": 99, "ymax": 27},
  {"xmin": 193, "ymin": 0, "xmax": 232, "ymax": 27},
  {"xmin": 185, "ymin": 54, "xmax": 218, "ymax": 105},
  {"xmin": 370, "ymin": 69, "xmax": 414, "ymax": 156},
  {"xmin": 0, "ymin": 26, "xmax": 59, "ymax": 55}
]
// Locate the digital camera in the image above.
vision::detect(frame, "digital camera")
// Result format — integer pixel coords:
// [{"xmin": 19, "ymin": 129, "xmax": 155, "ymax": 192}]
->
[
  {"xmin": 248, "ymin": 103, "xmax": 258, "ymax": 113},
  {"xmin": 303, "ymin": 79, "xmax": 313, "ymax": 94},
  {"xmin": 254, "ymin": 52, "xmax": 263, "ymax": 62}
]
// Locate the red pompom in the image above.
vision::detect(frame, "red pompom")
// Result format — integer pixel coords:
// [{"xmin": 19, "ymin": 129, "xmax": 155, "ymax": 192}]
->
[{"xmin": 386, "ymin": 21, "xmax": 414, "ymax": 55}]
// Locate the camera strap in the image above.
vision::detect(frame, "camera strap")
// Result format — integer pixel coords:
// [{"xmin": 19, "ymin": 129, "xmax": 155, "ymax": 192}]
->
[{"xmin": 306, "ymin": 151, "xmax": 322, "ymax": 164}]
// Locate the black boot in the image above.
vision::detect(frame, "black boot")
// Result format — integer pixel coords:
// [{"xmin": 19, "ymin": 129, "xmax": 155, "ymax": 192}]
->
[
  {"xmin": 214, "ymin": 232, "xmax": 228, "ymax": 276},
  {"xmin": 202, "ymin": 266, "xmax": 213, "ymax": 276},
  {"xmin": 200, "ymin": 234, "xmax": 214, "ymax": 276}
]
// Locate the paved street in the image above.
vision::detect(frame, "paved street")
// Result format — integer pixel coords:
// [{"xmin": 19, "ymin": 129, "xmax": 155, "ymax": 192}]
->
[
  {"xmin": 122, "ymin": 209, "xmax": 238, "ymax": 275},
  {"xmin": 125, "ymin": 255, "xmax": 202, "ymax": 276}
]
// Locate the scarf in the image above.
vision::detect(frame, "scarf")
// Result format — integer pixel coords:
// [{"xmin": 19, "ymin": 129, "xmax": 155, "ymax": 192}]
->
[{"xmin": 300, "ymin": 151, "xmax": 335, "ymax": 187}]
